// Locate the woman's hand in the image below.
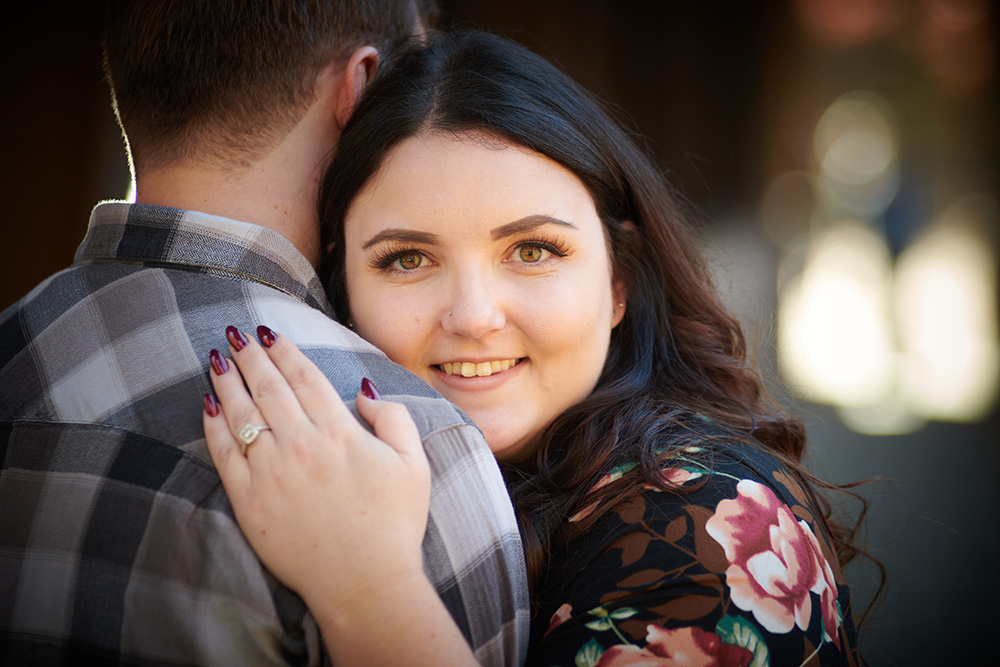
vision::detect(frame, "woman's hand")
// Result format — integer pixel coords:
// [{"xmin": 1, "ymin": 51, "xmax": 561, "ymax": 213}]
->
[{"xmin": 202, "ymin": 325, "xmax": 431, "ymax": 626}]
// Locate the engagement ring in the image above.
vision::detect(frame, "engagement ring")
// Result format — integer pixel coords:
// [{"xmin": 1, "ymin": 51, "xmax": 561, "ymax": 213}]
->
[{"xmin": 237, "ymin": 423, "xmax": 271, "ymax": 455}]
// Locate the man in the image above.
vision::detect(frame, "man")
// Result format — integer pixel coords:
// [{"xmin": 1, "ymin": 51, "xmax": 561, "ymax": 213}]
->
[{"xmin": 0, "ymin": 2, "xmax": 528, "ymax": 665}]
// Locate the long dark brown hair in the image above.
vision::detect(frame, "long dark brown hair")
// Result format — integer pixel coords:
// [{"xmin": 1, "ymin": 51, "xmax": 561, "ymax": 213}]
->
[{"xmin": 319, "ymin": 29, "xmax": 876, "ymax": 612}]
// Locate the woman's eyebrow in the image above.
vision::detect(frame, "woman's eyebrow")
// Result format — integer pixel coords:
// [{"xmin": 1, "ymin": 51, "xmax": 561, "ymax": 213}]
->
[
  {"xmin": 491, "ymin": 215, "xmax": 577, "ymax": 241},
  {"xmin": 361, "ymin": 228, "xmax": 440, "ymax": 249},
  {"xmin": 361, "ymin": 215, "xmax": 576, "ymax": 249}
]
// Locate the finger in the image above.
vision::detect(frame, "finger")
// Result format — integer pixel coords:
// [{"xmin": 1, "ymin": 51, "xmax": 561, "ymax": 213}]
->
[
  {"xmin": 356, "ymin": 391, "xmax": 424, "ymax": 461},
  {"xmin": 208, "ymin": 348, "xmax": 276, "ymax": 454},
  {"xmin": 223, "ymin": 328, "xmax": 310, "ymax": 433},
  {"xmin": 202, "ymin": 394, "xmax": 252, "ymax": 495},
  {"xmin": 254, "ymin": 326, "xmax": 354, "ymax": 428}
]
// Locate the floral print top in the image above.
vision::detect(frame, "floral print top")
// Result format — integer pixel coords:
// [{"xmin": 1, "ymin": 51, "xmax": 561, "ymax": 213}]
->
[{"xmin": 527, "ymin": 439, "xmax": 860, "ymax": 666}]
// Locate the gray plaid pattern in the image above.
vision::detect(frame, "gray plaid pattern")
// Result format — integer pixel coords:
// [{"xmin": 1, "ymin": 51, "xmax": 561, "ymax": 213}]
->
[{"xmin": 0, "ymin": 203, "xmax": 529, "ymax": 666}]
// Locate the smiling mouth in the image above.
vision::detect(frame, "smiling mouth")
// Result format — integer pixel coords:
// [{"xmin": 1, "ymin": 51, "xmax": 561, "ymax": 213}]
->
[{"xmin": 436, "ymin": 358, "xmax": 525, "ymax": 378}]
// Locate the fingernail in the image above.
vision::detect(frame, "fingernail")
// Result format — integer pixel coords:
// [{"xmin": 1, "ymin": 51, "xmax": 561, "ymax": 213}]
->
[
  {"xmin": 204, "ymin": 393, "xmax": 220, "ymax": 417},
  {"xmin": 257, "ymin": 325, "xmax": 276, "ymax": 348},
  {"xmin": 226, "ymin": 326, "xmax": 248, "ymax": 351},
  {"xmin": 209, "ymin": 349, "xmax": 229, "ymax": 375},
  {"xmin": 360, "ymin": 377, "xmax": 382, "ymax": 400}
]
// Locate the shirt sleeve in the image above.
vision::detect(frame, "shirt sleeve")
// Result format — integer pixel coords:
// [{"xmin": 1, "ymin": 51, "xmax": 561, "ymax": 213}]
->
[
  {"xmin": 404, "ymin": 404, "xmax": 531, "ymax": 667},
  {"xmin": 526, "ymin": 446, "xmax": 860, "ymax": 667}
]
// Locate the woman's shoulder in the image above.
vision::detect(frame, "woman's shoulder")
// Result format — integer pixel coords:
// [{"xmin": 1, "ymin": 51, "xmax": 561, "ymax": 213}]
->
[
  {"xmin": 562, "ymin": 437, "xmax": 826, "ymax": 552},
  {"xmin": 528, "ymin": 438, "xmax": 861, "ymax": 667}
]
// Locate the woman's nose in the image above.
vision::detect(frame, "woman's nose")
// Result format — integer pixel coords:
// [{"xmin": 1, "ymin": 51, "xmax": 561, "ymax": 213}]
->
[{"xmin": 441, "ymin": 275, "xmax": 506, "ymax": 339}]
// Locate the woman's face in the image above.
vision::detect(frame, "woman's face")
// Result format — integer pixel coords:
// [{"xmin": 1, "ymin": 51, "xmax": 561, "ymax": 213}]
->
[{"xmin": 344, "ymin": 132, "xmax": 624, "ymax": 462}]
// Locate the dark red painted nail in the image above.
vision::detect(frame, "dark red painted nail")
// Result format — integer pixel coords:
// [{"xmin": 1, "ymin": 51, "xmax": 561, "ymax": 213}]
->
[
  {"xmin": 257, "ymin": 325, "xmax": 276, "ymax": 348},
  {"xmin": 226, "ymin": 326, "xmax": 248, "ymax": 351},
  {"xmin": 360, "ymin": 377, "xmax": 382, "ymax": 400},
  {"xmin": 204, "ymin": 393, "xmax": 220, "ymax": 417},
  {"xmin": 209, "ymin": 349, "xmax": 229, "ymax": 375}
]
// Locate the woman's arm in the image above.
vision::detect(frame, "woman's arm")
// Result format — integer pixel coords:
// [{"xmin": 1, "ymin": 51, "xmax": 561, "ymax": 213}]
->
[{"xmin": 202, "ymin": 327, "xmax": 477, "ymax": 666}]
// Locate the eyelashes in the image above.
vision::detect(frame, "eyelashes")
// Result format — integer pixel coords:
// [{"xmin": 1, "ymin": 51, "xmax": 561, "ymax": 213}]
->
[
  {"xmin": 368, "ymin": 245, "xmax": 427, "ymax": 271},
  {"xmin": 508, "ymin": 236, "xmax": 571, "ymax": 263},
  {"xmin": 367, "ymin": 235, "xmax": 572, "ymax": 273}
]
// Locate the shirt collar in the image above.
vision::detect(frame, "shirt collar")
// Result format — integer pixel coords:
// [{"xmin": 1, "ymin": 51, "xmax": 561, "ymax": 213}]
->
[{"xmin": 76, "ymin": 201, "xmax": 336, "ymax": 317}]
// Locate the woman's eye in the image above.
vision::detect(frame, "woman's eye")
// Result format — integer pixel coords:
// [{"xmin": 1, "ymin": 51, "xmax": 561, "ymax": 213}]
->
[
  {"xmin": 395, "ymin": 252, "xmax": 425, "ymax": 270},
  {"xmin": 515, "ymin": 245, "xmax": 547, "ymax": 263}
]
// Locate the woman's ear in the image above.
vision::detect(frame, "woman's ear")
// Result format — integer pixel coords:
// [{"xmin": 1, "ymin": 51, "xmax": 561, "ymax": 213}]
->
[
  {"xmin": 611, "ymin": 280, "xmax": 628, "ymax": 329},
  {"xmin": 610, "ymin": 220, "xmax": 636, "ymax": 329},
  {"xmin": 335, "ymin": 46, "xmax": 380, "ymax": 129}
]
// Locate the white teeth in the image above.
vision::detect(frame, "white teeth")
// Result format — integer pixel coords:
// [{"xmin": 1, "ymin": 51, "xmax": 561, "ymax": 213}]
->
[
  {"xmin": 491, "ymin": 359, "xmax": 512, "ymax": 373},
  {"xmin": 440, "ymin": 359, "xmax": 519, "ymax": 377}
]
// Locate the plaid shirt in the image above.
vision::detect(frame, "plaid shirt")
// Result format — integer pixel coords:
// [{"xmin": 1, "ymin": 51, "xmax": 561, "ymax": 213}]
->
[{"xmin": 0, "ymin": 202, "xmax": 529, "ymax": 666}]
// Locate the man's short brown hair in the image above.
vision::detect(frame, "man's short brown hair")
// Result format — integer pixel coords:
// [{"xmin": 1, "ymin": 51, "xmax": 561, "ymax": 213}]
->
[{"xmin": 103, "ymin": 0, "xmax": 430, "ymax": 172}]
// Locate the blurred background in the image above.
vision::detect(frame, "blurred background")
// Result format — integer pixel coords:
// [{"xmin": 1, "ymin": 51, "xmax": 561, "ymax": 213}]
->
[{"xmin": 1, "ymin": 1, "xmax": 996, "ymax": 663}]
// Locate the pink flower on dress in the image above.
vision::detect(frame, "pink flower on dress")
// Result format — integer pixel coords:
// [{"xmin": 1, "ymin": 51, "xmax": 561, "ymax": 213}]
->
[
  {"xmin": 662, "ymin": 468, "xmax": 702, "ymax": 485},
  {"xmin": 705, "ymin": 480, "xmax": 839, "ymax": 647},
  {"xmin": 569, "ymin": 463, "xmax": 636, "ymax": 522},
  {"xmin": 595, "ymin": 625, "xmax": 751, "ymax": 667},
  {"xmin": 643, "ymin": 467, "xmax": 703, "ymax": 491},
  {"xmin": 572, "ymin": 465, "xmax": 703, "ymax": 522},
  {"xmin": 545, "ymin": 603, "xmax": 573, "ymax": 637},
  {"xmin": 569, "ymin": 499, "xmax": 600, "ymax": 523}
]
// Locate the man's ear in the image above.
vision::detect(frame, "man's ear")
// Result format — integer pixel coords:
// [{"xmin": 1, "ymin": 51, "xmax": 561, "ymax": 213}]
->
[{"xmin": 335, "ymin": 46, "xmax": 380, "ymax": 130}]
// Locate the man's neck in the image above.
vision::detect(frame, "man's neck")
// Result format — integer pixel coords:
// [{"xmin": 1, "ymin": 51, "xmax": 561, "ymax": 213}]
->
[
  {"xmin": 134, "ymin": 128, "xmax": 334, "ymax": 268},
  {"xmin": 131, "ymin": 60, "xmax": 350, "ymax": 270}
]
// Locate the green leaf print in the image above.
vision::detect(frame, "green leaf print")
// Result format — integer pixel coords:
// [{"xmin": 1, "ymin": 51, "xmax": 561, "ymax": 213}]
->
[
  {"xmin": 585, "ymin": 606, "xmax": 636, "ymax": 645},
  {"xmin": 574, "ymin": 638, "xmax": 604, "ymax": 667},
  {"xmin": 715, "ymin": 615, "xmax": 770, "ymax": 667},
  {"xmin": 585, "ymin": 618, "xmax": 613, "ymax": 631},
  {"xmin": 607, "ymin": 461, "xmax": 637, "ymax": 480}
]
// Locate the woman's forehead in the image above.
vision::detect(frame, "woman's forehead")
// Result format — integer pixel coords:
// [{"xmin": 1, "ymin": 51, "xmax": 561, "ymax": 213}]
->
[{"xmin": 347, "ymin": 132, "xmax": 600, "ymax": 234}]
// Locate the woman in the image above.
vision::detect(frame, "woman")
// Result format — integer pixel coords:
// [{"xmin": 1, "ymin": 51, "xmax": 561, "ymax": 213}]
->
[{"xmin": 204, "ymin": 31, "xmax": 864, "ymax": 666}]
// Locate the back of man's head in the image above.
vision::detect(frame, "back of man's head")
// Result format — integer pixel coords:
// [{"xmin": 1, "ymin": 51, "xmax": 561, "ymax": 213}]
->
[{"xmin": 103, "ymin": 0, "xmax": 432, "ymax": 175}]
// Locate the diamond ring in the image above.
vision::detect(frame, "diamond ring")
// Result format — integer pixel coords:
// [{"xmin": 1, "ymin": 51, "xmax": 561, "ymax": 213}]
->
[{"xmin": 237, "ymin": 423, "xmax": 271, "ymax": 455}]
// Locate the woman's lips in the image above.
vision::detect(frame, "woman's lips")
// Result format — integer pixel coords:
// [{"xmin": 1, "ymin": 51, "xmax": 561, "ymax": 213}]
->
[{"xmin": 435, "ymin": 358, "xmax": 524, "ymax": 378}]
